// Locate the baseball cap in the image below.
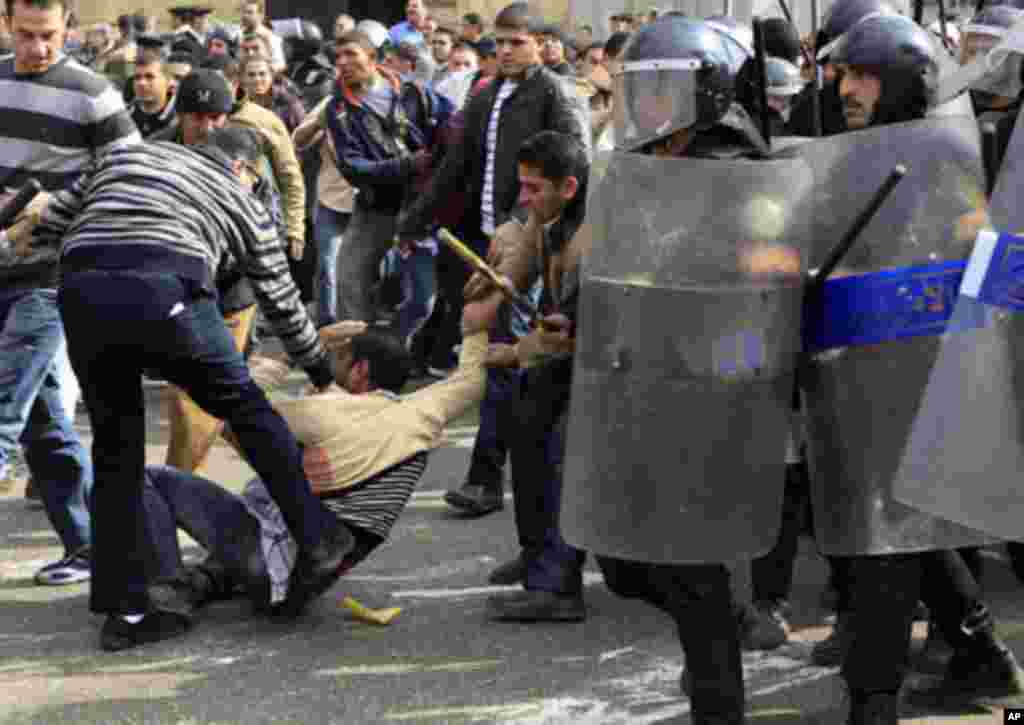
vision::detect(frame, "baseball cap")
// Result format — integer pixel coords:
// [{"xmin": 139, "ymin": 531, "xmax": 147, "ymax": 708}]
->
[{"xmin": 175, "ymin": 69, "xmax": 234, "ymax": 113}]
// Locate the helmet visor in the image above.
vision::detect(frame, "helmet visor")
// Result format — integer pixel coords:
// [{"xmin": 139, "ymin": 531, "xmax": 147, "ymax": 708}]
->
[{"xmin": 613, "ymin": 59, "xmax": 700, "ymax": 152}]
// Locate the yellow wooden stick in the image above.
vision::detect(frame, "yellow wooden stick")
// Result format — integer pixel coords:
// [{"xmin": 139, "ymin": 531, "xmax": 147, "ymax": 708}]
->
[
  {"xmin": 437, "ymin": 228, "xmax": 538, "ymax": 318},
  {"xmin": 341, "ymin": 596, "xmax": 402, "ymax": 625}
]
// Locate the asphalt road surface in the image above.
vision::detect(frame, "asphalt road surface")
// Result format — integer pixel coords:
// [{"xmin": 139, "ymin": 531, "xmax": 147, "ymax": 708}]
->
[{"xmin": 1, "ymin": 371, "xmax": 1022, "ymax": 724}]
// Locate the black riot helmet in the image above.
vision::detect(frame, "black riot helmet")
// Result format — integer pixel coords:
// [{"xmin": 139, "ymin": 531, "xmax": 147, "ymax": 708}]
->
[
  {"xmin": 614, "ymin": 17, "xmax": 737, "ymax": 151},
  {"xmin": 830, "ymin": 13, "xmax": 939, "ymax": 125},
  {"xmin": 816, "ymin": 0, "xmax": 898, "ymax": 61},
  {"xmin": 286, "ymin": 20, "xmax": 324, "ymax": 63}
]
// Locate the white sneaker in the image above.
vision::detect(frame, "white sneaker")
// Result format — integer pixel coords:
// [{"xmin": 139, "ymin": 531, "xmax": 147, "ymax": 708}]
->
[{"xmin": 35, "ymin": 547, "xmax": 91, "ymax": 585}]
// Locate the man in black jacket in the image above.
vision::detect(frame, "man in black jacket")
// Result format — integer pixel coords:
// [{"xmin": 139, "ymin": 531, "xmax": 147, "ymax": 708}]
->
[{"xmin": 398, "ymin": 2, "xmax": 588, "ymax": 514}]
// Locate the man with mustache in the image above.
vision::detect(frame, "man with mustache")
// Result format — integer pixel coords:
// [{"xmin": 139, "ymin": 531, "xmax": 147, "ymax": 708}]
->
[{"xmin": 812, "ymin": 13, "xmax": 1023, "ymax": 722}]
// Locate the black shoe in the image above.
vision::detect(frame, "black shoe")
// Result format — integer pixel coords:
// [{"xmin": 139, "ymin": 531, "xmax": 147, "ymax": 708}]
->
[
  {"xmin": 909, "ymin": 645, "xmax": 1024, "ymax": 703},
  {"xmin": 275, "ymin": 523, "xmax": 355, "ymax": 619},
  {"xmin": 485, "ymin": 590, "xmax": 586, "ymax": 622},
  {"xmin": 811, "ymin": 613, "xmax": 848, "ymax": 666},
  {"xmin": 100, "ymin": 611, "xmax": 191, "ymax": 652},
  {"xmin": 445, "ymin": 483, "xmax": 504, "ymax": 517},
  {"xmin": 742, "ymin": 599, "xmax": 791, "ymax": 651},
  {"xmin": 847, "ymin": 691, "xmax": 899, "ymax": 725},
  {"xmin": 488, "ymin": 555, "xmax": 526, "ymax": 586},
  {"xmin": 147, "ymin": 565, "xmax": 226, "ymax": 620}
]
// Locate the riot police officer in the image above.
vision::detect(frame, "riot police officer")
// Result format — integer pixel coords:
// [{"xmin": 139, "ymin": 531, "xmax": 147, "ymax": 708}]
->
[
  {"xmin": 285, "ymin": 20, "xmax": 335, "ymax": 110},
  {"xmin": 787, "ymin": 0, "xmax": 899, "ymax": 137},
  {"xmin": 804, "ymin": 14, "xmax": 1023, "ymax": 723},
  {"xmin": 567, "ymin": 17, "xmax": 791, "ymax": 725}
]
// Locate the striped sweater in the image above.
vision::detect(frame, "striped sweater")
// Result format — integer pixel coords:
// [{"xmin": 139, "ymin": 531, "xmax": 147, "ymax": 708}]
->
[
  {"xmin": 0, "ymin": 53, "xmax": 140, "ymax": 290},
  {"xmin": 34, "ymin": 141, "xmax": 332, "ymax": 384}
]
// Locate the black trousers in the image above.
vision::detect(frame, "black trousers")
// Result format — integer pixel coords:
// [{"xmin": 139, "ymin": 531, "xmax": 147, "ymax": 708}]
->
[
  {"xmin": 841, "ymin": 549, "xmax": 986, "ymax": 694},
  {"xmin": 751, "ymin": 461, "xmax": 810, "ymax": 603},
  {"xmin": 597, "ymin": 557, "xmax": 745, "ymax": 725}
]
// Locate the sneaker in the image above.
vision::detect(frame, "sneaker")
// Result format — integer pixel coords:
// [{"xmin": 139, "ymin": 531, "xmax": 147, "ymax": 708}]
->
[
  {"xmin": 35, "ymin": 547, "xmax": 90, "ymax": 585},
  {"xmin": 742, "ymin": 600, "xmax": 791, "ymax": 651},
  {"xmin": 426, "ymin": 365, "xmax": 453, "ymax": 379},
  {"xmin": 811, "ymin": 613, "xmax": 848, "ymax": 666},
  {"xmin": 100, "ymin": 611, "xmax": 191, "ymax": 652}
]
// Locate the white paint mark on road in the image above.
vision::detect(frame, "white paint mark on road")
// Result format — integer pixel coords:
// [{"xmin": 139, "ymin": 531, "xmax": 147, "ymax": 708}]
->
[
  {"xmin": 384, "ymin": 702, "xmax": 543, "ymax": 721},
  {"xmin": 598, "ymin": 647, "xmax": 636, "ymax": 663},
  {"xmin": 317, "ymin": 659, "xmax": 504, "ymax": 677}
]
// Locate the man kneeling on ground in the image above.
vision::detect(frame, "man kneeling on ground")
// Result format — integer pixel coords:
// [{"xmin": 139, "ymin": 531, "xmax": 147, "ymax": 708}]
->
[{"xmin": 143, "ymin": 307, "xmax": 496, "ymax": 628}]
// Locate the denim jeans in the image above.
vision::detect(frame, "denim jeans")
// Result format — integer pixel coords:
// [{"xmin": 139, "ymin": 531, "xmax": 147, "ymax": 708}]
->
[
  {"xmin": 337, "ymin": 207, "xmax": 395, "ymax": 322},
  {"xmin": 314, "ymin": 205, "xmax": 350, "ymax": 327},
  {"xmin": 380, "ymin": 246, "xmax": 437, "ymax": 347},
  {"xmin": 502, "ymin": 358, "xmax": 584, "ymax": 595},
  {"xmin": 464, "ymin": 368, "xmax": 517, "ymax": 490},
  {"xmin": 142, "ymin": 465, "xmax": 269, "ymax": 604},
  {"xmin": 59, "ymin": 270, "xmax": 335, "ymax": 615},
  {"xmin": 0, "ymin": 289, "xmax": 91, "ymax": 554}
]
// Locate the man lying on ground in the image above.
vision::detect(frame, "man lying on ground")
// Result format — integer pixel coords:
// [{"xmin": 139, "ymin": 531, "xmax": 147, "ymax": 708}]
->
[{"xmin": 142, "ymin": 308, "xmax": 495, "ymax": 635}]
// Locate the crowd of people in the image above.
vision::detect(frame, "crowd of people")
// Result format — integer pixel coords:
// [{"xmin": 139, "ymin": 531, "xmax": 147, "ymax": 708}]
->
[{"xmin": 4, "ymin": 0, "xmax": 1024, "ymax": 722}]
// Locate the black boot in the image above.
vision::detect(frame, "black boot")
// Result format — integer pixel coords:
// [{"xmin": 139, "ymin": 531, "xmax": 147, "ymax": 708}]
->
[
  {"xmin": 147, "ymin": 565, "xmax": 222, "ymax": 620},
  {"xmin": 848, "ymin": 690, "xmax": 899, "ymax": 725},
  {"xmin": 909, "ymin": 612, "xmax": 1024, "ymax": 702}
]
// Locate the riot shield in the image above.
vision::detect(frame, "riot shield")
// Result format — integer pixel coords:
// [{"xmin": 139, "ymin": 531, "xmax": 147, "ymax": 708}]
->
[
  {"xmin": 800, "ymin": 115, "xmax": 998, "ymax": 556},
  {"xmin": 892, "ymin": 113, "xmax": 1024, "ymax": 541},
  {"xmin": 560, "ymin": 150, "xmax": 814, "ymax": 564}
]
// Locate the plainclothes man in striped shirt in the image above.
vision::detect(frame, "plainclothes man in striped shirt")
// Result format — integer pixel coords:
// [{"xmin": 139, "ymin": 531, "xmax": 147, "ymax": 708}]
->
[
  {"xmin": 20, "ymin": 129, "xmax": 353, "ymax": 652},
  {"xmin": 141, "ymin": 311, "xmax": 492, "ymax": 622},
  {"xmin": 0, "ymin": 0, "xmax": 139, "ymax": 586}
]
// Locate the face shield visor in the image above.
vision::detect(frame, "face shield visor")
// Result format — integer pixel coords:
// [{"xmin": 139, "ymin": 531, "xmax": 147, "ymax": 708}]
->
[
  {"xmin": 937, "ymin": 22, "xmax": 1024, "ymax": 103},
  {"xmin": 613, "ymin": 58, "xmax": 701, "ymax": 152}
]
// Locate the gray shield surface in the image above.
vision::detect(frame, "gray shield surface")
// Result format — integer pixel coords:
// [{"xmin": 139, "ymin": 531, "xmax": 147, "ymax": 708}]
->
[
  {"xmin": 560, "ymin": 150, "xmax": 814, "ymax": 564},
  {"xmin": 800, "ymin": 115, "xmax": 997, "ymax": 556},
  {"xmin": 892, "ymin": 113, "xmax": 1024, "ymax": 541}
]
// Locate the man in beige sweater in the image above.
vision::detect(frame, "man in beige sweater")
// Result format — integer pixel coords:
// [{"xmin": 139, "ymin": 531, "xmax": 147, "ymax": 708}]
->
[{"xmin": 140, "ymin": 305, "xmax": 496, "ymax": 631}]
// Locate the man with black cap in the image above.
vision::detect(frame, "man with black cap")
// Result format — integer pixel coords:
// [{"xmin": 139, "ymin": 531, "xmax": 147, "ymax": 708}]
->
[
  {"xmin": 15, "ymin": 125, "xmax": 351, "ymax": 652},
  {"xmin": 152, "ymin": 67, "xmax": 231, "ymax": 145},
  {"xmin": 131, "ymin": 36, "xmax": 177, "ymax": 137}
]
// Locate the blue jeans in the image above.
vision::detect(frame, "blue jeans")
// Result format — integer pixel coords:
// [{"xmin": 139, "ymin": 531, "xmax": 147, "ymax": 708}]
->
[
  {"xmin": 314, "ymin": 205, "xmax": 349, "ymax": 327},
  {"xmin": 502, "ymin": 359, "xmax": 584, "ymax": 595},
  {"xmin": 59, "ymin": 270, "xmax": 335, "ymax": 615},
  {"xmin": 142, "ymin": 465, "xmax": 269, "ymax": 606},
  {"xmin": 0, "ymin": 289, "xmax": 91, "ymax": 554},
  {"xmin": 464, "ymin": 368, "xmax": 517, "ymax": 489},
  {"xmin": 380, "ymin": 246, "xmax": 437, "ymax": 347}
]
